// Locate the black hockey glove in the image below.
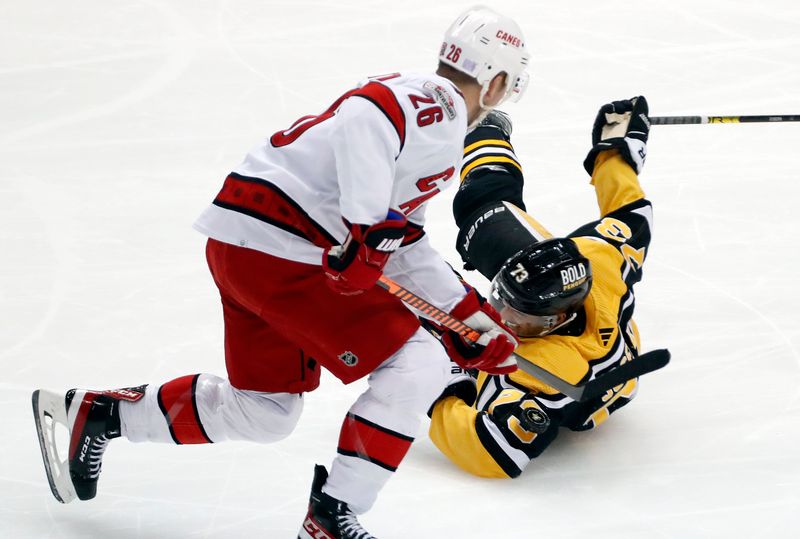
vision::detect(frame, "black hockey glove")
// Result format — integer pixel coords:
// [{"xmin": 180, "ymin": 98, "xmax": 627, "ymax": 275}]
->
[{"xmin": 583, "ymin": 96, "xmax": 650, "ymax": 176}]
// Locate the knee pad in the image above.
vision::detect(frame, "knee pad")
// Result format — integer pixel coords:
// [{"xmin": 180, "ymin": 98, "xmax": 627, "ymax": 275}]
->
[
  {"xmin": 229, "ymin": 388, "xmax": 303, "ymax": 441},
  {"xmin": 368, "ymin": 327, "xmax": 450, "ymax": 412},
  {"xmin": 195, "ymin": 374, "xmax": 303, "ymax": 443}
]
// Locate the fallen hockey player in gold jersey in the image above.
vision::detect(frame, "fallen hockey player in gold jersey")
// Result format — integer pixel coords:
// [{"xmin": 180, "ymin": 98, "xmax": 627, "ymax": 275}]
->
[{"xmin": 429, "ymin": 97, "xmax": 655, "ymax": 478}]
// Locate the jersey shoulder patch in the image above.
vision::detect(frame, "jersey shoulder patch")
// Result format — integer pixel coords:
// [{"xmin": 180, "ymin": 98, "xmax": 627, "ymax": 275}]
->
[{"xmin": 422, "ymin": 81, "xmax": 458, "ymax": 120}]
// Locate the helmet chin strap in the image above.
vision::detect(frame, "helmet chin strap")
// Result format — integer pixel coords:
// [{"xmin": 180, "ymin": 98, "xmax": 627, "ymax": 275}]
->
[
  {"xmin": 510, "ymin": 312, "xmax": 578, "ymax": 338},
  {"xmin": 467, "ymin": 108, "xmax": 491, "ymax": 131},
  {"xmin": 538, "ymin": 312, "xmax": 578, "ymax": 337}
]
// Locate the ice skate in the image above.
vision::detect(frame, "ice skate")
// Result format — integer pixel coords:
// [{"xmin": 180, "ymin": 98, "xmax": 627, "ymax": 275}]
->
[
  {"xmin": 32, "ymin": 387, "xmax": 141, "ymax": 503},
  {"xmin": 298, "ymin": 465, "xmax": 376, "ymax": 539}
]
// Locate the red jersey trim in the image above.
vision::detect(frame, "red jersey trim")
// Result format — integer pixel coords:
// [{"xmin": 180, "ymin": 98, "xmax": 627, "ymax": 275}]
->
[
  {"xmin": 157, "ymin": 374, "xmax": 213, "ymax": 445},
  {"xmin": 213, "ymin": 173, "xmax": 339, "ymax": 249},
  {"xmin": 352, "ymin": 82, "xmax": 406, "ymax": 153},
  {"xmin": 337, "ymin": 413, "xmax": 413, "ymax": 471},
  {"xmin": 401, "ymin": 222, "xmax": 425, "ymax": 247}
]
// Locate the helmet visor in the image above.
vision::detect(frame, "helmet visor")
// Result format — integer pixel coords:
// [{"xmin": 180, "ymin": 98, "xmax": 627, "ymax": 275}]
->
[{"xmin": 489, "ymin": 280, "xmax": 573, "ymax": 338}]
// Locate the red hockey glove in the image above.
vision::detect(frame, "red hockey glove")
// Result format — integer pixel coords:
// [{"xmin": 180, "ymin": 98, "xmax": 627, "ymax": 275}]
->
[
  {"xmin": 323, "ymin": 213, "xmax": 407, "ymax": 295},
  {"xmin": 441, "ymin": 289, "xmax": 519, "ymax": 375}
]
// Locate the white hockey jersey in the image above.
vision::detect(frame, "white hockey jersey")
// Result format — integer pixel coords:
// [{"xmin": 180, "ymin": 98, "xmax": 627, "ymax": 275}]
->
[{"xmin": 194, "ymin": 72, "xmax": 471, "ymax": 311}]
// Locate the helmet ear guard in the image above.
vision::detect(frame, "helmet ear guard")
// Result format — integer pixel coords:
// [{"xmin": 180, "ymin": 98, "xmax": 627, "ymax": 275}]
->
[{"xmin": 507, "ymin": 70, "xmax": 530, "ymax": 103}]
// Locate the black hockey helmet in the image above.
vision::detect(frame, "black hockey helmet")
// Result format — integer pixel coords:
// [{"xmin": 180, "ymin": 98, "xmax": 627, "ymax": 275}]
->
[{"xmin": 490, "ymin": 238, "xmax": 592, "ymax": 318}]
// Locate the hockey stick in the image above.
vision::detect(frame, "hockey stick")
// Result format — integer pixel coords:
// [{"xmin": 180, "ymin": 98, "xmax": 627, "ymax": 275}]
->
[
  {"xmin": 651, "ymin": 115, "xmax": 800, "ymax": 125},
  {"xmin": 376, "ymin": 275, "xmax": 670, "ymax": 402}
]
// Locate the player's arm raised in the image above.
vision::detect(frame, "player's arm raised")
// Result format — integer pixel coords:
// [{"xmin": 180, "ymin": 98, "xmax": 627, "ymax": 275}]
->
[
  {"xmin": 582, "ymin": 96, "xmax": 650, "ymax": 215},
  {"xmin": 571, "ymin": 97, "xmax": 654, "ymax": 283}
]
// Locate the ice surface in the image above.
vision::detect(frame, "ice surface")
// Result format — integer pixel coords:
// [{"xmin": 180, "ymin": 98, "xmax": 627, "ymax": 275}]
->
[{"xmin": 2, "ymin": 1, "xmax": 799, "ymax": 537}]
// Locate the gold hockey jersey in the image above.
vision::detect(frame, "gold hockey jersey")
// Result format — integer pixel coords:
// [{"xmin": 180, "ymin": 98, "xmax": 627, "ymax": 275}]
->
[{"xmin": 430, "ymin": 148, "xmax": 652, "ymax": 478}]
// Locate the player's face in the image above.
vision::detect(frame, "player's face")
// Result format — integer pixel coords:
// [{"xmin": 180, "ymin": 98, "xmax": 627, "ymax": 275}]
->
[{"xmin": 490, "ymin": 299, "xmax": 572, "ymax": 338}]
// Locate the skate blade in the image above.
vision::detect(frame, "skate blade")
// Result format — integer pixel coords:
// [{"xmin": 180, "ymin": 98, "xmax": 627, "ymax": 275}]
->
[{"xmin": 32, "ymin": 389, "xmax": 77, "ymax": 504}]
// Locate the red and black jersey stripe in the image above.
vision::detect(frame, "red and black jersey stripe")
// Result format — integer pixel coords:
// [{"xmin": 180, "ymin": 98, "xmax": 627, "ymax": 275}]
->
[
  {"xmin": 157, "ymin": 374, "xmax": 213, "ymax": 445},
  {"xmin": 352, "ymin": 82, "xmax": 406, "ymax": 152},
  {"xmin": 337, "ymin": 413, "xmax": 414, "ymax": 472},
  {"xmin": 401, "ymin": 221, "xmax": 425, "ymax": 247},
  {"xmin": 213, "ymin": 173, "xmax": 339, "ymax": 249}
]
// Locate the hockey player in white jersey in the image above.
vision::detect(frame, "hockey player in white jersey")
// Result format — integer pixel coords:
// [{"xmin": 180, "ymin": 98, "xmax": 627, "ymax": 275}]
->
[{"xmin": 32, "ymin": 6, "xmax": 530, "ymax": 539}]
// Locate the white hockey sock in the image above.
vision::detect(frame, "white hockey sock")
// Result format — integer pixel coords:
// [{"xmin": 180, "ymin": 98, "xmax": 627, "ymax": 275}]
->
[
  {"xmin": 120, "ymin": 373, "xmax": 302, "ymax": 444},
  {"xmin": 322, "ymin": 327, "xmax": 450, "ymax": 513}
]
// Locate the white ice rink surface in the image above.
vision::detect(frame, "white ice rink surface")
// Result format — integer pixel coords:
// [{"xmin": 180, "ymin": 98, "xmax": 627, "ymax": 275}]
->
[{"xmin": 2, "ymin": 1, "xmax": 799, "ymax": 537}]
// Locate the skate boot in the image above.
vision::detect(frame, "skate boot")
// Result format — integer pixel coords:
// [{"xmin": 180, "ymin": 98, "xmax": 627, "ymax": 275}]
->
[
  {"xmin": 298, "ymin": 464, "xmax": 376, "ymax": 539},
  {"xmin": 32, "ymin": 386, "xmax": 144, "ymax": 503}
]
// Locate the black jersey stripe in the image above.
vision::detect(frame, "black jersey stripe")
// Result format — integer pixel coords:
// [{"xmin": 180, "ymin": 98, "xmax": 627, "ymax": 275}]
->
[
  {"xmin": 190, "ymin": 375, "xmax": 213, "ymax": 444},
  {"xmin": 336, "ymin": 449, "xmax": 398, "ymax": 472},
  {"xmin": 213, "ymin": 173, "xmax": 339, "ymax": 248},
  {"xmin": 474, "ymin": 413, "xmax": 523, "ymax": 478},
  {"xmin": 156, "ymin": 386, "xmax": 180, "ymax": 445}
]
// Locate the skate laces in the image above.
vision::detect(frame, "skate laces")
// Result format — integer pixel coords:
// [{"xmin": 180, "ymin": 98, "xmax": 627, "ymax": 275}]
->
[
  {"xmin": 337, "ymin": 510, "xmax": 374, "ymax": 539},
  {"xmin": 85, "ymin": 434, "xmax": 111, "ymax": 479}
]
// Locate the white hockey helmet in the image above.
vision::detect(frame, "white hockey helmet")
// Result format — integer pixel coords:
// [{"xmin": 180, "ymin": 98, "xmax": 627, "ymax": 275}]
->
[{"xmin": 439, "ymin": 5, "xmax": 531, "ymax": 106}]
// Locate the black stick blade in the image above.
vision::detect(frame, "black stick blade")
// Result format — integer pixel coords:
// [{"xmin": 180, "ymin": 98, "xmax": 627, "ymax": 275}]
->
[
  {"xmin": 579, "ymin": 349, "xmax": 671, "ymax": 401},
  {"xmin": 514, "ymin": 349, "xmax": 670, "ymax": 402}
]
